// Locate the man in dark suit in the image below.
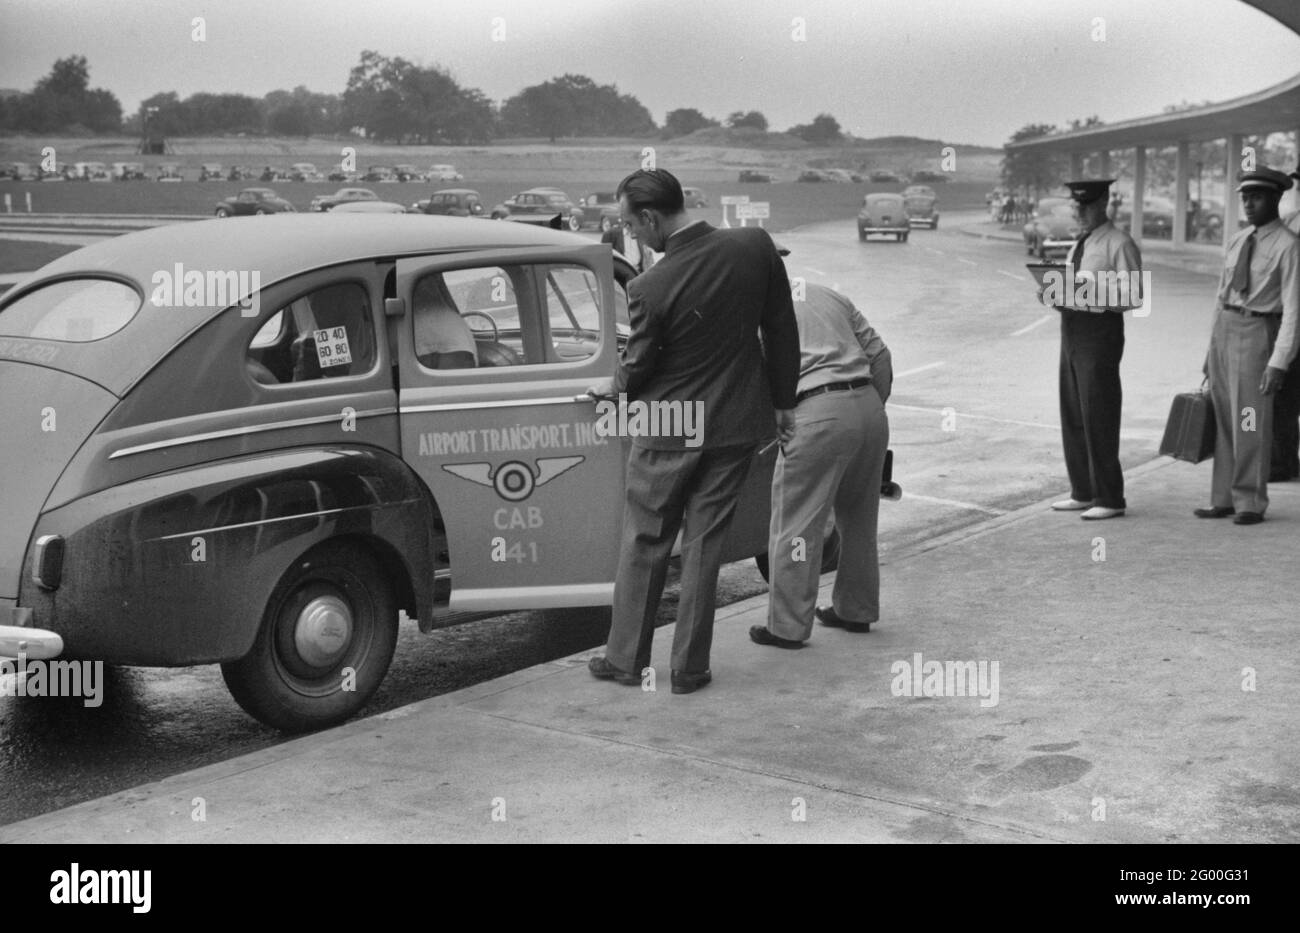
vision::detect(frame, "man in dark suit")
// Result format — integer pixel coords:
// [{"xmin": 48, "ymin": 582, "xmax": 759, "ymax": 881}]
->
[{"xmin": 586, "ymin": 168, "xmax": 800, "ymax": 694}]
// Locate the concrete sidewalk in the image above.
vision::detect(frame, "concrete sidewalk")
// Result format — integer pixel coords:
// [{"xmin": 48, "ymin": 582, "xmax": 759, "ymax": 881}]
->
[{"xmin": 4, "ymin": 455, "xmax": 1296, "ymax": 844}]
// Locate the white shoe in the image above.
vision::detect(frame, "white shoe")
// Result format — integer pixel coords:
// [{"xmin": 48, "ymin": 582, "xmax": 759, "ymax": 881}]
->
[
  {"xmin": 1051, "ymin": 498, "xmax": 1092, "ymax": 511},
  {"xmin": 1080, "ymin": 506, "xmax": 1125, "ymax": 520}
]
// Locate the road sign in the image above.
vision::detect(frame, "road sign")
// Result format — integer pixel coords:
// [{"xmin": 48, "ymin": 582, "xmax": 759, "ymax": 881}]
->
[
  {"xmin": 747, "ymin": 202, "xmax": 770, "ymax": 219},
  {"xmin": 735, "ymin": 204, "xmax": 754, "ymax": 219}
]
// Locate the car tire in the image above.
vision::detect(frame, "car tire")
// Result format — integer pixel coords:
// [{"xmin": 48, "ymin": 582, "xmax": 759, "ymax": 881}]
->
[
  {"xmin": 858, "ymin": 229, "xmax": 866, "ymax": 242},
  {"xmin": 754, "ymin": 526, "xmax": 841, "ymax": 583},
  {"xmin": 568, "ymin": 214, "xmax": 582, "ymax": 232},
  {"xmin": 931, "ymin": 218, "xmax": 939, "ymax": 229},
  {"xmin": 220, "ymin": 541, "xmax": 398, "ymax": 733},
  {"xmin": 255, "ymin": 208, "xmax": 270, "ymax": 215},
  {"xmin": 215, "ymin": 207, "xmax": 231, "ymax": 218}
]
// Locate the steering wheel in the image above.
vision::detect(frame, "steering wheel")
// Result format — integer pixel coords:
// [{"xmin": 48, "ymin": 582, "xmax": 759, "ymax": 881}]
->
[{"xmin": 460, "ymin": 311, "xmax": 499, "ymax": 342}]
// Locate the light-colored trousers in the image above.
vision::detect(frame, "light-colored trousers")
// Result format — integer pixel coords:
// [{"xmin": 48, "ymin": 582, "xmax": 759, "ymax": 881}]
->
[
  {"xmin": 1208, "ymin": 308, "xmax": 1279, "ymax": 513},
  {"xmin": 767, "ymin": 386, "xmax": 889, "ymax": 640}
]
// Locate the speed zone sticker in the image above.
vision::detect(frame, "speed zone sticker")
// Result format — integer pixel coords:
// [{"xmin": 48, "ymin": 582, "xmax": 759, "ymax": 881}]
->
[{"xmin": 313, "ymin": 326, "xmax": 352, "ymax": 367}]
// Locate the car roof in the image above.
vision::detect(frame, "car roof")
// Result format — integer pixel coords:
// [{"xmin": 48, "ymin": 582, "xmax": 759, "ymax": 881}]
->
[
  {"xmin": 433, "ymin": 188, "xmax": 479, "ymax": 195},
  {"xmin": 865, "ymin": 192, "xmax": 903, "ymax": 201},
  {"xmin": 7, "ymin": 215, "xmax": 594, "ymax": 394}
]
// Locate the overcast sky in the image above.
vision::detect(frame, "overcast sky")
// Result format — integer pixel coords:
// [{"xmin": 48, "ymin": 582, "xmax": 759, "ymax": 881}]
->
[{"xmin": 1, "ymin": 0, "xmax": 1297, "ymax": 145}]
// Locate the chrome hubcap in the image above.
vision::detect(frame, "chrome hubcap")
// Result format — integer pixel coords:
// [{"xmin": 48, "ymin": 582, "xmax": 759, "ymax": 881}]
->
[{"xmin": 293, "ymin": 595, "xmax": 352, "ymax": 668}]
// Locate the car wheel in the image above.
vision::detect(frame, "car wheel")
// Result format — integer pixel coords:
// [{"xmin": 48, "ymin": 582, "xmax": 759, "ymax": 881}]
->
[
  {"xmin": 858, "ymin": 229, "xmax": 866, "ymax": 242},
  {"xmin": 568, "ymin": 214, "xmax": 582, "ymax": 232},
  {"xmin": 754, "ymin": 526, "xmax": 841, "ymax": 583},
  {"xmin": 255, "ymin": 208, "xmax": 271, "ymax": 215},
  {"xmin": 600, "ymin": 216, "xmax": 614, "ymax": 234},
  {"xmin": 931, "ymin": 218, "xmax": 939, "ymax": 229},
  {"xmin": 215, "ymin": 207, "xmax": 231, "ymax": 218},
  {"xmin": 220, "ymin": 541, "xmax": 398, "ymax": 733}
]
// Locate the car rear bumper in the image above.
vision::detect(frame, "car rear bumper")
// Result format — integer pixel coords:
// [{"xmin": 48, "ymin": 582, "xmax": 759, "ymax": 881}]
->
[
  {"xmin": 0, "ymin": 602, "xmax": 63, "ymax": 659},
  {"xmin": 860, "ymin": 226, "xmax": 909, "ymax": 234}
]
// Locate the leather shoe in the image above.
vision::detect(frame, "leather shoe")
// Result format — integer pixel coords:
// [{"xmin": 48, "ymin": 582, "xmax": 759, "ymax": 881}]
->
[
  {"xmin": 670, "ymin": 669, "xmax": 712, "ymax": 694},
  {"xmin": 815, "ymin": 606, "xmax": 871, "ymax": 633},
  {"xmin": 588, "ymin": 656, "xmax": 640, "ymax": 685},
  {"xmin": 1193, "ymin": 506, "xmax": 1235, "ymax": 518},
  {"xmin": 749, "ymin": 625, "xmax": 805, "ymax": 649},
  {"xmin": 1081, "ymin": 506, "xmax": 1125, "ymax": 520},
  {"xmin": 1232, "ymin": 511, "xmax": 1264, "ymax": 525},
  {"xmin": 1051, "ymin": 498, "xmax": 1092, "ymax": 511}
]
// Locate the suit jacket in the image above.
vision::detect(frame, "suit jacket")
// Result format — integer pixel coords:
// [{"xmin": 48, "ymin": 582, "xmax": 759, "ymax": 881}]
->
[{"xmin": 615, "ymin": 221, "xmax": 801, "ymax": 449}]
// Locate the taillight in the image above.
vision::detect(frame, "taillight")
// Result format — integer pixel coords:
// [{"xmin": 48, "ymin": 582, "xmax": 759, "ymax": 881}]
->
[{"xmin": 32, "ymin": 535, "xmax": 64, "ymax": 590}]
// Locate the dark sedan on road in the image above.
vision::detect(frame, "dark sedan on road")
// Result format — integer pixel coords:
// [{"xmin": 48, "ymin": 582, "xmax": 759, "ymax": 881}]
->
[
  {"xmin": 310, "ymin": 188, "xmax": 380, "ymax": 212},
  {"xmin": 412, "ymin": 188, "xmax": 485, "ymax": 217},
  {"xmin": 215, "ymin": 188, "xmax": 297, "ymax": 217},
  {"xmin": 491, "ymin": 188, "xmax": 585, "ymax": 231},
  {"xmin": 1023, "ymin": 197, "xmax": 1079, "ymax": 258}
]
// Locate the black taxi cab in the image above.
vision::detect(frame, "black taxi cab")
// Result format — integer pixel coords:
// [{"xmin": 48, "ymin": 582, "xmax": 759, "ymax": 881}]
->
[{"xmin": 0, "ymin": 215, "xmax": 793, "ymax": 731}]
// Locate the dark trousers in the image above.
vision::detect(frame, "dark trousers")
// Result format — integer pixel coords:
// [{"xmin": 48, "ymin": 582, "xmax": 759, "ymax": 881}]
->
[
  {"xmin": 1271, "ymin": 354, "xmax": 1300, "ymax": 480},
  {"xmin": 606, "ymin": 443, "xmax": 757, "ymax": 676},
  {"xmin": 1059, "ymin": 311, "xmax": 1126, "ymax": 509}
]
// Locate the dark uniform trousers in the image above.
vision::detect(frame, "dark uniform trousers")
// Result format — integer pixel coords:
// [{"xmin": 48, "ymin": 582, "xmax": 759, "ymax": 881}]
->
[
  {"xmin": 1059, "ymin": 310, "xmax": 1126, "ymax": 509},
  {"xmin": 1270, "ymin": 354, "xmax": 1300, "ymax": 480},
  {"xmin": 605, "ymin": 442, "xmax": 757, "ymax": 676}
]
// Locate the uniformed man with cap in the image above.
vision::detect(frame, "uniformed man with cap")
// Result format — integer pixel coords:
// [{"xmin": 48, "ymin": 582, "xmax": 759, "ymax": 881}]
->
[
  {"xmin": 1270, "ymin": 164, "xmax": 1300, "ymax": 481},
  {"xmin": 1196, "ymin": 166, "xmax": 1300, "ymax": 524},
  {"xmin": 1045, "ymin": 178, "xmax": 1142, "ymax": 521}
]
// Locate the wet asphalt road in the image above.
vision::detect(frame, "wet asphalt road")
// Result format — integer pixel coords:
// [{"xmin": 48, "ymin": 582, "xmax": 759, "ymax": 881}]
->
[{"xmin": 0, "ymin": 213, "xmax": 1218, "ymax": 826}]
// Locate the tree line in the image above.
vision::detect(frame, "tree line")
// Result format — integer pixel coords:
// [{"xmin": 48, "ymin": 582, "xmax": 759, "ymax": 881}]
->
[{"xmin": 0, "ymin": 54, "xmax": 846, "ymax": 146}]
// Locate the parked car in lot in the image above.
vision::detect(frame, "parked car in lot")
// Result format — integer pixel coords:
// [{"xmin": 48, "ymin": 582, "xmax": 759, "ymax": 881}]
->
[
  {"xmin": 227, "ymin": 165, "xmax": 253, "ymax": 181},
  {"xmin": 2, "ymin": 162, "xmax": 36, "ymax": 181},
  {"xmin": 1023, "ymin": 197, "xmax": 1079, "ymax": 258},
  {"xmin": 738, "ymin": 170, "xmax": 774, "ymax": 183},
  {"xmin": 199, "ymin": 163, "xmax": 224, "ymax": 182},
  {"xmin": 798, "ymin": 170, "xmax": 830, "ymax": 182},
  {"xmin": 910, "ymin": 170, "xmax": 949, "ymax": 184},
  {"xmin": 681, "ymin": 186, "xmax": 709, "ymax": 207},
  {"xmin": 870, "ymin": 171, "xmax": 903, "ymax": 183},
  {"xmin": 491, "ymin": 187, "xmax": 585, "ymax": 231},
  {"xmin": 157, "ymin": 164, "xmax": 184, "ymax": 182},
  {"xmin": 310, "ymin": 187, "xmax": 380, "ymax": 212},
  {"xmin": 412, "ymin": 188, "xmax": 486, "ymax": 217},
  {"xmin": 215, "ymin": 188, "xmax": 297, "ymax": 217},
  {"xmin": 902, "ymin": 185, "xmax": 939, "ymax": 229},
  {"xmin": 428, "ymin": 164, "xmax": 463, "ymax": 182},
  {"xmin": 112, "ymin": 162, "xmax": 147, "ymax": 181},
  {"xmin": 579, "ymin": 191, "xmax": 620, "ymax": 231},
  {"xmin": 1113, "ymin": 195, "xmax": 1176, "ymax": 240},
  {"xmin": 327, "ymin": 169, "xmax": 358, "ymax": 183},
  {"xmin": 0, "ymin": 214, "xmax": 821, "ymax": 731},
  {"xmin": 858, "ymin": 193, "xmax": 910, "ymax": 242},
  {"xmin": 330, "ymin": 200, "xmax": 409, "ymax": 213},
  {"xmin": 289, "ymin": 163, "xmax": 323, "ymax": 182},
  {"xmin": 362, "ymin": 166, "xmax": 399, "ymax": 183},
  {"xmin": 391, "ymin": 164, "xmax": 422, "ymax": 183},
  {"xmin": 67, "ymin": 162, "xmax": 111, "ymax": 181},
  {"xmin": 259, "ymin": 166, "xmax": 289, "ymax": 182}
]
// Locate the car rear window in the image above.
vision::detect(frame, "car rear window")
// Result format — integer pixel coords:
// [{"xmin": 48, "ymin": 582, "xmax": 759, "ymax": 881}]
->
[{"xmin": 0, "ymin": 278, "xmax": 141, "ymax": 342}]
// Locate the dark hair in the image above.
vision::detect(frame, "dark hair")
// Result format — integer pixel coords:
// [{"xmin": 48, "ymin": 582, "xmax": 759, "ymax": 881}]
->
[{"xmin": 616, "ymin": 168, "xmax": 685, "ymax": 214}]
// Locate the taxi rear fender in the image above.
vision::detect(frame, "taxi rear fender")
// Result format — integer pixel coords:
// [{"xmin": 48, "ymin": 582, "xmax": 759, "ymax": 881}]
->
[{"xmin": 22, "ymin": 446, "xmax": 436, "ymax": 666}]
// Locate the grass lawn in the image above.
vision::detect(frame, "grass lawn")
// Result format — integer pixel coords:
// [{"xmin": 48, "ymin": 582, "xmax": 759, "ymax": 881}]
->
[{"xmin": 0, "ymin": 239, "xmax": 78, "ymax": 274}]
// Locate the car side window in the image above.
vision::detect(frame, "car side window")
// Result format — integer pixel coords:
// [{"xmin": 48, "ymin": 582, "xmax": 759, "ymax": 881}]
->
[
  {"xmin": 412, "ymin": 263, "xmax": 606, "ymax": 371},
  {"xmin": 245, "ymin": 281, "xmax": 376, "ymax": 385}
]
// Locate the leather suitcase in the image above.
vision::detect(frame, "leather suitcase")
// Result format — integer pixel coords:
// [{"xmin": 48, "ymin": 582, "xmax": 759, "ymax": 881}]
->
[{"xmin": 1159, "ymin": 390, "xmax": 1215, "ymax": 463}]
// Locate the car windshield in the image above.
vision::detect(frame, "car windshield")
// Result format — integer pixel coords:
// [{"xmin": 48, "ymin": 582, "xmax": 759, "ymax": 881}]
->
[{"xmin": 0, "ymin": 278, "xmax": 141, "ymax": 342}]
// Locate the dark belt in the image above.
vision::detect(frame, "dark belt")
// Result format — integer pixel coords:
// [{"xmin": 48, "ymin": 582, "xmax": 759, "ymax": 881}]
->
[
  {"xmin": 1223, "ymin": 304, "xmax": 1279, "ymax": 318},
  {"xmin": 796, "ymin": 378, "xmax": 871, "ymax": 405}
]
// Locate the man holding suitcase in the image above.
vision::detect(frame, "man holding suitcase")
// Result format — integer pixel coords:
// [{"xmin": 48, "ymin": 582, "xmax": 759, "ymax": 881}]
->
[{"xmin": 1196, "ymin": 167, "xmax": 1300, "ymax": 525}]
